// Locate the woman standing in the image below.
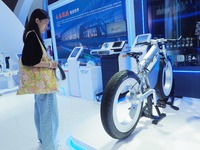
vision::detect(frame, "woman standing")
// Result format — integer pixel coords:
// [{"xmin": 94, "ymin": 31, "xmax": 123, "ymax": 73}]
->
[{"xmin": 17, "ymin": 9, "xmax": 61, "ymax": 150}]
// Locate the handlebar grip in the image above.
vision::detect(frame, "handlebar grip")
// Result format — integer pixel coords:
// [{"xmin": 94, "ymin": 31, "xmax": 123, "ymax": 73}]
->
[{"xmin": 167, "ymin": 36, "xmax": 182, "ymax": 42}]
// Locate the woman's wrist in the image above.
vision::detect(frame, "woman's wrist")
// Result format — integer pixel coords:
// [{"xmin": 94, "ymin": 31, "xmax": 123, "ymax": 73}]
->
[{"xmin": 49, "ymin": 62, "xmax": 52, "ymax": 68}]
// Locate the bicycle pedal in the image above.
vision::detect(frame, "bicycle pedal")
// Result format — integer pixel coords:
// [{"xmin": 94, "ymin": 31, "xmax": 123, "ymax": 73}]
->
[{"xmin": 157, "ymin": 100, "xmax": 166, "ymax": 108}]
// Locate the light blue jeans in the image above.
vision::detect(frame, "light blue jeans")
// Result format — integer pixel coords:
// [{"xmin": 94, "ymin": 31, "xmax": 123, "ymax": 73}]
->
[{"xmin": 34, "ymin": 93, "xmax": 59, "ymax": 150}]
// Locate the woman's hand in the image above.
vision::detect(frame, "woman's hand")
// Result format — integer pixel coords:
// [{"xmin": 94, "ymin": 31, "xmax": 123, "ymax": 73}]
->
[{"xmin": 33, "ymin": 61, "xmax": 58, "ymax": 69}]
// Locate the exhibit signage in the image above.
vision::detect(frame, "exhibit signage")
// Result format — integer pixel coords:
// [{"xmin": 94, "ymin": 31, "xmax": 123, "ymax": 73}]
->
[{"xmin": 49, "ymin": 0, "xmax": 127, "ymax": 60}]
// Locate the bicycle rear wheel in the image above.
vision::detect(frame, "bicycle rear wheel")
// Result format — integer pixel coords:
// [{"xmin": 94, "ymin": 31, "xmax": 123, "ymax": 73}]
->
[
  {"xmin": 156, "ymin": 59, "xmax": 173, "ymax": 100},
  {"xmin": 101, "ymin": 70, "xmax": 142, "ymax": 139}
]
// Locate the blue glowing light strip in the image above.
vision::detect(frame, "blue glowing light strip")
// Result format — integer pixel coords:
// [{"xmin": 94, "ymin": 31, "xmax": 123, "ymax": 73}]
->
[
  {"xmin": 67, "ymin": 137, "xmax": 86, "ymax": 150},
  {"xmin": 173, "ymin": 70, "xmax": 200, "ymax": 73},
  {"xmin": 69, "ymin": 139, "xmax": 86, "ymax": 150},
  {"xmin": 127, "ymin": 0, "xmax": 134, "ymax": 44},
  {"xmin": 152, "ymin": 11, "xmax": 200, "ymax": 23},
  {"xmin": 43, "ymin": 0, "xmax": 47, "ymax": 10},
  {"xmin": 141, "ymin": 0, "xmax": 145, "ymax": 33},
  {"xmin": 67, "ymin": 136, "xmax": 96, "ymax": 150}
]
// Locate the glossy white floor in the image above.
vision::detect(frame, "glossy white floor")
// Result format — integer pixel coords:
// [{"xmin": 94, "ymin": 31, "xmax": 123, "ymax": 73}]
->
[{"xmin": 0, "ymin": 92, "xmax": 200, "ymax": 150}]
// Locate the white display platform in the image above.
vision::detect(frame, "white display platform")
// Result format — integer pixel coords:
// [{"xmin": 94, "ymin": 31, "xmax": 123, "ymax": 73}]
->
[
  {"xmin": 67, "ymin": 47, "xmax": 84, "ymax": 97},
  {"xmin": 0, "ymin": 70, "xmax": 18, "ymax": 96},
  {"xmin": 79, "ymin": 66, "xmax": 102, "ymax": 101},
  {"xmin": 57, "ymin": 68, "xmax": 70, "ymax": 96}
]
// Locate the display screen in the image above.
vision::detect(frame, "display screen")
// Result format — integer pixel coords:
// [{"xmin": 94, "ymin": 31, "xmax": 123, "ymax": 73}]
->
[
  {"xmin": 16, "ymin": 53, "xmax": 22, "ymax": 59},
  {"xmin": 136, "ymin": 35, "xmax": 149, "ymax": 44},
  {"xmin": 112, "ymin": 41, "xmax": 122, "ymax": 47},
  {"xmin": 106, "ymin": 20, "xmax": 127, "ymax": 37},
  {"xmin": 49, "ymin": 0, "xmax": 127, "ymax": 60},
  {"xmin": 70, "ymin": 47, "xmax": 81, "ymax": 57}
]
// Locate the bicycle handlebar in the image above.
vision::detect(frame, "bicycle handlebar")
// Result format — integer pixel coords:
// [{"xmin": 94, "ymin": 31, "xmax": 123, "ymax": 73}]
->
[
  {"xmin": 134, "ymin": 36, "xmax": 182, "ymax": 46},
  {"xmin": 166, "ymin": 36, "xmax": 182, "ymax": 42}
]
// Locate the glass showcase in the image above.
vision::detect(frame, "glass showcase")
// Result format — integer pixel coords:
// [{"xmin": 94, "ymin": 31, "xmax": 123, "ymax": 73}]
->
[{"xmin": 147, "ymin": 0, "xmax": 200, "ymax": 66}]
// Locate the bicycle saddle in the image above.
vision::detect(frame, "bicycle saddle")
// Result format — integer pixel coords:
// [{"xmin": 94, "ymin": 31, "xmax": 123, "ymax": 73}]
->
[{"xmin": 127, "ymin": 52, "xmax": 143, "ymax": 59}]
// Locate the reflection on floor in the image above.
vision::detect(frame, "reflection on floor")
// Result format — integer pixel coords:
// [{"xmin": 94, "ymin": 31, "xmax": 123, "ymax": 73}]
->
[{"xmin": 0, "ymin": 92, "xmax": 200, "ymax": 150}]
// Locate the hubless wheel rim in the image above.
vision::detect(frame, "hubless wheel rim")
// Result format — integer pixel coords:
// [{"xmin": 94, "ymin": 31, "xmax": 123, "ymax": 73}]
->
[
  {"xmin": 162, "ymin": 61, "xmax": 173, "ymax": 96},
  {"xmin": 112, "ymin": 78, "xmax": 141, "ymax": 133}
]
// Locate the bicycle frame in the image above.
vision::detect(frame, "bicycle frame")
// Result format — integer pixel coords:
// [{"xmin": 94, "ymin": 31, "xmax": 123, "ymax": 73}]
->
[{"xmin": 129, "ymin": 38, "xmax": 169, "ymax": 105}]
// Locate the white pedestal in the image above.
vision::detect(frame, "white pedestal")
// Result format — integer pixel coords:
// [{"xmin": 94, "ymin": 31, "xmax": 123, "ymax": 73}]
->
[
  {"xmin": 0, "ymin": 70, "xmax": 18, "ymax": 95},
  {"xmin": 79, "ymin": 66, "xmax": 103, "ymax": 101},
  {"xmin": 68, "ymin": 60, "xmax": 81, "ymax": 97},
  {"xmin": 57, "ymin": 69, "xmax": 70, "ymax": 96}
]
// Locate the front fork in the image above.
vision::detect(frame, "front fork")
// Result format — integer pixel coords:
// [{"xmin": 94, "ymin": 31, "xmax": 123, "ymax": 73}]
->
[
  {"xmin": 128, "ymin": 84, "xmax": 166, "ymax": 124},
  {"xmin": 128, "ymin": 75, "xmax": 166, "ymax": 124},
  {"xmin": 160, "ymin": 44, "xmax": 169, "ymax": 71},
  {"xmin": 127, "ymin": 70, "xmax": 157, "ymax": 105}
]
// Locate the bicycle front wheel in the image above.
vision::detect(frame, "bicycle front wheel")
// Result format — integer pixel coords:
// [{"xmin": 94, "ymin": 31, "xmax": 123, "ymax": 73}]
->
[{"xmin": 101, "ymin": 70, "xmax": 142, "ymax": 139}]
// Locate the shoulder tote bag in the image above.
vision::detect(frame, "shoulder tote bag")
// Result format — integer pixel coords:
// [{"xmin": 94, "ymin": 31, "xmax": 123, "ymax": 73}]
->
[{"xmin": 17, "ymin": 31, "xmax": 58, "ymax": 95}]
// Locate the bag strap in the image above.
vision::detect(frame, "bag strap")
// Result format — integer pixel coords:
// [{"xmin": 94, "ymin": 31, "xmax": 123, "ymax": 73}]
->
[
  {"xmin": 57, "ymin": 63, "xmax": 66, "ymax": 80},
  {"xmin": 32, "ymin": 31, "xmax": 48, "ymax": 56},
  {"xmin": 29, "ymin": 31, "xmax": 66, "ymax": 80}
]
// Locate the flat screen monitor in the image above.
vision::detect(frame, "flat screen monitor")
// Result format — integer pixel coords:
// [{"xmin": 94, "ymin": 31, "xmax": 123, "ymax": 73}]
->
[
  {"xmin": 112, "ymin": 41, "xmax": 122, "ymax": 48},
  {"xmin": 136, "ymin": 34, "xmax": 151, "ymax": 44},
  {"xmin": 70, "ymin": 47, "xmax": 81, "ymax": 58},
  {"xmin": 107, "ymin": 20, "xmax": 127, "ymax": 37}
]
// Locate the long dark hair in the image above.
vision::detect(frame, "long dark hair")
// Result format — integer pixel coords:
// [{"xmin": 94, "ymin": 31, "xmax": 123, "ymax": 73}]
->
[{"xmin": 23, "ymin": 8, "xmax": 49, "ymax": 43}]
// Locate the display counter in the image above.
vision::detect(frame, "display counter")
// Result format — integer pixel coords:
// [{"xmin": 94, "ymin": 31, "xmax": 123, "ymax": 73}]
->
[
  {"xmin": 79, "ymin": 66, "xmax": 102, "ymax": 101},
  {"xmin": 173, "ymin": 66, "xmax": 200, "ymax": 98}
]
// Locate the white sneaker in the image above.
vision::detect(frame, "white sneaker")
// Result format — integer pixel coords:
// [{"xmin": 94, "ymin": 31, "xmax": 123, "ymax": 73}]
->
[
  {"xmin": 37, "ymin": 142, "xmax": 66, "ymax": 150},
  {"xmin": 37, "ymin": 142, "xmax": 42, "ymax": 150},
  {"xmin": 57, "ymin": 143, "xmax": 66, "ymax": 150}
]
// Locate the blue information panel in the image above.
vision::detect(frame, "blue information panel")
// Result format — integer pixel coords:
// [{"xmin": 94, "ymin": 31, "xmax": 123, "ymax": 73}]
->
[{"xmin": 49, "ymin": 0, "xmax": 127, "ymax": 60}]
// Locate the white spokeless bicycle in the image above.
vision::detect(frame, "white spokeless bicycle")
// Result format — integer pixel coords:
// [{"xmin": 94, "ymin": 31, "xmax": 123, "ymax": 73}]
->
[{"xmin": 100, "ymin": 33, "xmax": 181, "ymax": 139}]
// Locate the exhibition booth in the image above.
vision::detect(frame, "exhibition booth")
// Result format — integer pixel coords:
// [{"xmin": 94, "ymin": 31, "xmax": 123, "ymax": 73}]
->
[{"xmin": 0, "ymin": 0, "xmax": 200, "ymax": 150}]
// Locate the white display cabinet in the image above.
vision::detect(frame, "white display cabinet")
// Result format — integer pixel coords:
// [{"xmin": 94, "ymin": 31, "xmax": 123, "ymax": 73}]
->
[
  {"xmin": 78, "ymin": 66, "xmax": 102, "ymax": 101},
  {"xmin": 57, "ymin": 68, "xmax": 70, "ymax": 96}
]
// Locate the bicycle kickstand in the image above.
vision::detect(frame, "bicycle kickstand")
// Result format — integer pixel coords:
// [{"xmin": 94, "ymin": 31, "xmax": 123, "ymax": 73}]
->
[{"xmin": 142, "ymin": 94, "xmax": 166, "ymax": 125}]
